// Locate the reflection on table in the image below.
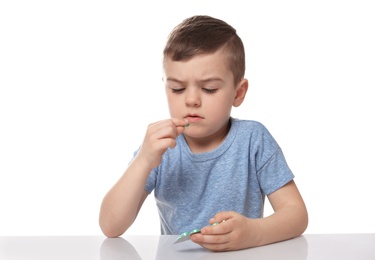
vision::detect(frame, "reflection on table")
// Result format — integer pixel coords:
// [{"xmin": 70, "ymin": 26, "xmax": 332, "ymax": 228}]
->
[
  {"xmin": 101, "ymin": 235, "xmax": 308, "ymax": 259},
  {"xmin": 1, "ymin": 234, "xmax": 375, "ymax": 259}
]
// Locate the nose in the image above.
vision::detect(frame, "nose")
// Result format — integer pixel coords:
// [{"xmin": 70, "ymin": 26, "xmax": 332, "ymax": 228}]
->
[{"xmin": 185, "ymin": 88, "xmax": 201, "ymax": 107}]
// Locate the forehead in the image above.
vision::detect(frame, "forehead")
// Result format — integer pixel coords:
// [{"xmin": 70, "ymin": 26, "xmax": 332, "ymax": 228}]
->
[{"xmin": 163, "ymin": 49, "xmax": 232, "ymax": 81}]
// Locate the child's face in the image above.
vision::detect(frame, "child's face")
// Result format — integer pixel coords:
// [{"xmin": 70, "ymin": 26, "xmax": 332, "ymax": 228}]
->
[{"xmin": 163, "ymin": 49, "xmax": 246, "ymax": 140}]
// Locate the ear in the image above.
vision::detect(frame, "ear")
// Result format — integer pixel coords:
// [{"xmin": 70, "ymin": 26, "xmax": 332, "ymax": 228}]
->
[{"xmin": 233, "ymin": 78, "xmax": 248, "ymax": 107}]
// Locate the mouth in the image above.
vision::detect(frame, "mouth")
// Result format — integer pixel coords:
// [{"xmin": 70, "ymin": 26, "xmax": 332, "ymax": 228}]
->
[{"xmin": 185, "ymin": 114, "xmax": 204, "ymax": 123}]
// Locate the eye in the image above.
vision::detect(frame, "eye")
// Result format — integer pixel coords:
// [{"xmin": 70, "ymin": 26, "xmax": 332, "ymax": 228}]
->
[
  {"xmin": 202, "ymin": 88, "xmax": 218, "ymax": 94},
  {"xmin": 171, "ymin": 88, "xmax": 185, "ymax": 93}
]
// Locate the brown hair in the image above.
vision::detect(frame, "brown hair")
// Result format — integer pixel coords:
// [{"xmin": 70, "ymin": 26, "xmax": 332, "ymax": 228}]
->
[{"xmin": 163, "ymin": 15, "xmax": 245, "ymax": 85}]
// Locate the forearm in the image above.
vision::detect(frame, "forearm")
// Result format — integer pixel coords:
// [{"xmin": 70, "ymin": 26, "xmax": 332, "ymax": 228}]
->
[
  {"xmin": 99, "ymin": 156, "xmax": 152, "ymax": 237},
  {"xmin": 249, "ymin": 203, "xmax": 308, "ymax": 247}
]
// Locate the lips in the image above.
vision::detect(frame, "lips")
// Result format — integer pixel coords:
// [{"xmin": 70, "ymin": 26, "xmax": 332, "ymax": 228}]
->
[{"xmin": 185, "ymin": 114, "xmax": 204, "ymax": 123}]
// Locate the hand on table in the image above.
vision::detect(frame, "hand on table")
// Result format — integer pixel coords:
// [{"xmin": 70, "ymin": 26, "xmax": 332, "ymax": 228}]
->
[{"xmin": 190, "ymin": 211, "xmax": 258, "ymax": 252}]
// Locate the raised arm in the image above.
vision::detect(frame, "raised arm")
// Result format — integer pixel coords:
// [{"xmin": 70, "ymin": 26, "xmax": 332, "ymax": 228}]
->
[{"xmin": 99, "ymin": 118, "xmax": 188, "ymax": 237}]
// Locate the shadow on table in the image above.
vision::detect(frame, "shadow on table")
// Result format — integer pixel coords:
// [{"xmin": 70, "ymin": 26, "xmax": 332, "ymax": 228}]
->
[{"xmin": 100, "ymin": 237, "xmax": 141, "ymax": 260}]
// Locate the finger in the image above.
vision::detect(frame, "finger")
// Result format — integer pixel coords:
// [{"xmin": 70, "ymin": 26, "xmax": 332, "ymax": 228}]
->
[
  {"xmin": 146, "ymin": 120, "xmax": 180, "ymax": 140},
  {"xmin": 171, "ymin": 117, "xmax": 189, "ymax": 131},
  {"xmin": 151, "ymin": 118, "xmax": 188, "ymax": 138},
  {"xmin": 147, "ymin": 119, "xmax": 176, "ymax": 133},
  {"xmin": 171, "ymin": 118, "xmax": 189, "ymax": 127},
  {"xmin": 191, "ymin": 233, "xmax": 229, "ymax": 244},
  {"xmin": 147, "ymin": 119, "xmax": 171, "ymax": 128},
  {"xmin": 191, "ymin": 233, "xmax": 231, "ymax": 251},
  {"xmin": 201, "ymin": 241, "xmax": 231, "ymax": 252},
  {"xmin": 209, "ymin": 211, "xmax": 235, "ymax": 224},
  {"xmin": 201, "ymin": 221, "xmax": 230, "ymax": 236},
  {"xmin": 151, "ymin": 125, "xmax": 178, "ymax": 140}
]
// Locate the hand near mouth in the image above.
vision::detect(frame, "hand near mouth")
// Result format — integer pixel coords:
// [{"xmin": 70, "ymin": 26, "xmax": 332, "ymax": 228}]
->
[{"xmin": 137, "ymin": 118, "xmax": 189, "ymax": 169}]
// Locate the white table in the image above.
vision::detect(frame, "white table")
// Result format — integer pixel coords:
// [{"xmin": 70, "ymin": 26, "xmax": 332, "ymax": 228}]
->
[{"xmin": 1, "ymin": 234, "xmax": 374, "ymax": 259}]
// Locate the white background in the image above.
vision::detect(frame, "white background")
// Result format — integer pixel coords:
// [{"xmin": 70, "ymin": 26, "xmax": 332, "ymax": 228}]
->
[{"xmin": 1, "ymin": 0, "xmax": 374, "ymax": 236}]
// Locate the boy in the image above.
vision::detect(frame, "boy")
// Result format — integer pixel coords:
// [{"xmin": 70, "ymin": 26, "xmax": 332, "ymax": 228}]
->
[{"xmin": 99, "ymin": 15, "xmax": 308, "ymax": 252}]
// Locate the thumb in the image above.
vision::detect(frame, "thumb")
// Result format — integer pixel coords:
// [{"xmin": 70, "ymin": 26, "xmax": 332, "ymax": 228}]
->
[
  {"xmin": 176, "ymin": 125, "xmax": 187, "ymax": 136},
  {"xmin": 172, "ymin": 118, "xmax": 189, "ymax": 136}
]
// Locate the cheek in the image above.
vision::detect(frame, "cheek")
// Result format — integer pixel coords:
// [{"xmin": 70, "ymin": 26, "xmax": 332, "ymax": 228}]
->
[
  {"xmin": 208, "ymin": 94, "xmax": 233, "ymax": 108},
  {"xmin": 166, "ymin": 95, "xmax": 181, "ymax": 116},
  {"xmin": 204, "ymin": 96, "xmax": 233, "ymax": 117},
  {"xmin": 167, "ymin": 95, "xmax": 179, "ymax": 105}
]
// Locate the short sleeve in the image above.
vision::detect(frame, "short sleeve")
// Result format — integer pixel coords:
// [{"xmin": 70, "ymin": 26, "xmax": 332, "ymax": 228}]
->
[{"xmin": 257, "ymin": 148, "xmax": 294, "ymax": 195}]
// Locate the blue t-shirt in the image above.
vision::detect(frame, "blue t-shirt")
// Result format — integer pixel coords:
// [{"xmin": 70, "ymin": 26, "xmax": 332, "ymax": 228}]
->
[{"xmin": 142, "ymin": 118, "xmax": 294, "ymax": 235}]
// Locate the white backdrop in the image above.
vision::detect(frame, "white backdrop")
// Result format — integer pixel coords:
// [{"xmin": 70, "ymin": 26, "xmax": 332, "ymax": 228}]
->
[{"xmin": 1, "ymin": 0, "xmax": 374, "ymax": 236}]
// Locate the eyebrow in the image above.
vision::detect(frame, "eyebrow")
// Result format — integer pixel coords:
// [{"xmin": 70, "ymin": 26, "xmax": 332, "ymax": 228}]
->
[{"xmin": 166, "ymin": 77, "xmax": 224, "ymax": 84}]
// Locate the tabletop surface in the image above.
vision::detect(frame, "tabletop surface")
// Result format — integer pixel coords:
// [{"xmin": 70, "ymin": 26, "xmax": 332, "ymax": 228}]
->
[{"xmin": 1, "ymin": 234, "xmax": 374, "ymax": 259}]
